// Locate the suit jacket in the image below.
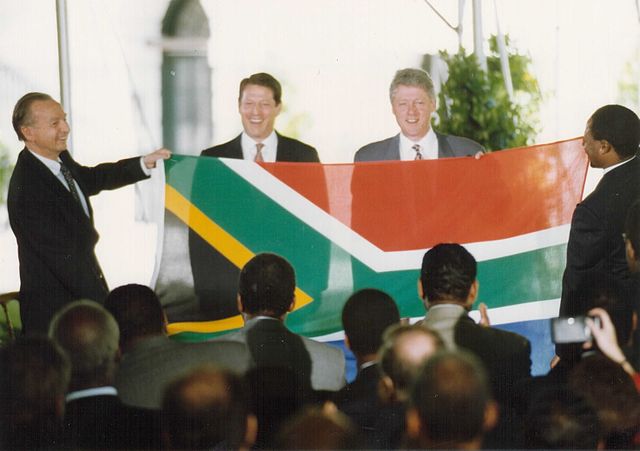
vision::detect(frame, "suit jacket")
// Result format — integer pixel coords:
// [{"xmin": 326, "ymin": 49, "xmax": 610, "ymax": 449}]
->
[
  {"xmin": 115, "ymin": 335, "xmax": 251, "ymax": 409},
  {"xmin": 7, "ymin": 149, "xmax": 148, "ymax": 333},
  {"xmin": 223, "ymin": 317, "xmax": 346, "ymax": 391},
  {"xmin": 333, "ymin": 363, "xmax": 383, "ymax": 437},
  {"xmin": 422, "ymin": 304, "xmax": 532, "ymax": 404},
  {"xmin": 64, "ymin": 393, "xmax": 161, "ymax": 449},
  {"xmin": 201, "ymin": 132, "xmax": 320, "ymax": 162},
  {"xmin": 354, "ymin": 131, "xmax": 484, "ymax": 161},
  {"xmin": 560, "ymin": 156, "xmax": 640, "ymax": 316}
]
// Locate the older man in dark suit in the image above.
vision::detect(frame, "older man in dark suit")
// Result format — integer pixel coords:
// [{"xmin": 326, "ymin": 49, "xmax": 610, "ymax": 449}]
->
[
  {"xmin": 7, "ymin": 92, "xmax": 170, "ymax": 334},
  {"xmin": 201, "ymin": 72, "xmax": 319, "ymax": 162},
  {"xmin": 355, "ymin": 68, "xmax": 483, "ymax": 162},
  {"xmin": 49, "ymin": 300, "xmax": 162, "ymax": 450}
]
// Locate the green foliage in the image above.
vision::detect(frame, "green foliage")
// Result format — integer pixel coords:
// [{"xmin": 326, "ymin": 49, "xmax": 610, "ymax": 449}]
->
[
  {"xmin": 617, "ymin": 47, "xmax": 639, "ymax": 112},
  {"xmin": 431, "ymin": 35, "xmax": 542, "ymax": 151},
  {"xmin": 0, "ymin": 140, "xmax": 13, "ymax": 205}
]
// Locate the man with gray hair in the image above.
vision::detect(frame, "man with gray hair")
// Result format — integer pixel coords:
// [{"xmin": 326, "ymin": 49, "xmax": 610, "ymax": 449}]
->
[
  {"xmin": 354, "ymin": 68, "xmax": 484, "ymax": 161},
  {"xmin": 49, "ymin": 300, "xmax": 161, "ymax": 449}
]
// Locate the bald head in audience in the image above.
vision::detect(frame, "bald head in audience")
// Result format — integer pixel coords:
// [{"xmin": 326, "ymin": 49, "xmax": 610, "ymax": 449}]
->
[
  {"xmin": 406, "ymin": 350, "xmax": 498, "ymax": 449},
  {"xmin": 162, "ymin": 365, "xmax": 256, "ymax": 450}
]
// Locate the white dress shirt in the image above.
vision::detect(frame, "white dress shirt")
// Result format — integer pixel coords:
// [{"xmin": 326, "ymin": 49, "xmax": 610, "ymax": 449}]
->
[
  {"xmin": 241, "ymin": 131, "xmax": 278, "ymax": 162},
  {"xmin": 399, "ymin": 128, "xmax": 438, "ymax": 161}
]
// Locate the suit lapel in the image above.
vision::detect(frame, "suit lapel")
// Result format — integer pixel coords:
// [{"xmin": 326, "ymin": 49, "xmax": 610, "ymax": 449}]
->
[
  {"xmin": 388, "ymin": 134, "xmax": 401, "ymax": 160},
  {"xmin": 23, "ymin": 149, "xmax": 94, "ymax": 228},
  {"xmin": 435, "ymin": 132, "xmax": 453, "ymax": 158}
]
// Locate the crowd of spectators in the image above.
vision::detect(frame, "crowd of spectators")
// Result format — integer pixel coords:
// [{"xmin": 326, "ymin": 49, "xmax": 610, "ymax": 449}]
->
[{"xmin": 2, "ymin": 217, "xmax": 639, "ymax": 449}]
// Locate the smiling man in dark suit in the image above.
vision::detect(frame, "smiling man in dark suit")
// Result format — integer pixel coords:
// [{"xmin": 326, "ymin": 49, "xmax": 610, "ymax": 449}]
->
[
  {"xmin": 201, "ymin": 72, "xmax": 319, "ymax": 162},
  {"xmin": 355, "ymin": 68, "xmax": 483, "ymax": 162},
  {"xmin": 8, "ymin": 92, "xmax": 170, "ymax": 334}
]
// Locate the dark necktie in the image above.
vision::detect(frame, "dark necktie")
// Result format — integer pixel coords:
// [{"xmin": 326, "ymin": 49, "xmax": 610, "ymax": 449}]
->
[
  {"xmin": 59, "ymin": 163, "xmax": 81, "ymax": 204},
  {"xmin": 255, "ymin": 143, "xmax": 265, "ymax": 162},
  {"xmin": 412, "ymin": 144, "xmax": 423, "ymax": 160}
]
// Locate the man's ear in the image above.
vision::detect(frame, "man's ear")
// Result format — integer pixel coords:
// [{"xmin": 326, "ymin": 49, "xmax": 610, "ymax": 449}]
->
[
  {"xmin": 417, "ymin": 278, "xmax": 424, "ymax": 300},
  {"xmin": 483, "ymin": 400, "xmax": 499, "ymax": 432},
  {"xmin": 287, "ymin": 297, "xmax": 295, "ymax": 313},
  {"xmin": 242, "ymin": 414, "xmax": 258, "ymax": 451},
  {"xmin": 236, "ymin": 295, "xmax": 244, "ymax": 314},
  {"xmin": 405, "ymin": 407, "xmax": 422, "ymax": 441},
  {"xmin": 626, "ymin": 239, "xmax": 637, "ymax": 263},
  {"xmin": 344, "ymin": 334, "xmax": 352, "ymax": 351},
  {"xmin": 466, "ymin": 279, "xmax": 479, "ymax": 307}
]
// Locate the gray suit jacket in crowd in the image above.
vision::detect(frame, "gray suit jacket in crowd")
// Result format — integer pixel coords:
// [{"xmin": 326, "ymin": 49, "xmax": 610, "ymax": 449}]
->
[
  {"xmin": 223, "ymin": 317, "xmax": 346, "ymax": 391},
  {"xmin": 354, "ymin": 131, "xmax": 484, "ymax": 162},
  {"xmin": 115, "ymin": 335, "xmax": 251, "ymax": 409}
]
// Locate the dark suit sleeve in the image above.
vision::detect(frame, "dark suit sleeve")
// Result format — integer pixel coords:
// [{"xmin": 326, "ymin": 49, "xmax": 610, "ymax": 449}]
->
[
  {"xmin": 65, "ymin": 153, "xmax": 148, "ymax": 197},
  {"xmin": 560, "ymin": 203, "xmax": 606, "ymax": 316}
]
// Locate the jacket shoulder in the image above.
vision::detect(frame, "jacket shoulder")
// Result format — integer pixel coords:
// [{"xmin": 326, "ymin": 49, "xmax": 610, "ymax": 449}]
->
[{"xmin": 354, "ymin": 136, "xmax": 398, "ymax": 162}]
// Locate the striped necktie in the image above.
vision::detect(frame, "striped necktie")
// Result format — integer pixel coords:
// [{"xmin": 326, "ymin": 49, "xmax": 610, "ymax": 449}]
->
[{"xmin": 412, "ymin": 144, "xmax": 423, "ymax": 160}]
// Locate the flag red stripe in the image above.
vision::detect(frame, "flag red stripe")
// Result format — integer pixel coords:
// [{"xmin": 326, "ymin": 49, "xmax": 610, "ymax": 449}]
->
[{"xmin": 262, "ymin": 138, "xmax": 587, "ymax": 251}]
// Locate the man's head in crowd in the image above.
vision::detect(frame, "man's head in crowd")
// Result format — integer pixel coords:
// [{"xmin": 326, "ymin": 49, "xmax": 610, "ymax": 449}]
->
[
  {"xmin": 419, "ymin": 243, "xmax": 478, "ymax": 309},
  {"xmin": 237, "ymin": 252, "xmax": 296, "ymax": 319},
  {"xmin": 406, "ymin": 350, "xmax": 497, "ymax": 450},
  {"xmin": 238, "ymin": 72, "xmax": 282, "ymax": 141},
  {"xmin": 49, "ymin": 299, "xmax": 120, "ymax": 390},
  {"xmin": 275, "ymin": 406, "xmax": 363, "ymax": 450},
  {"xmin": 378, "ymin": 324, "xmax": 444, "ymax": 402},
  {"xmin": 524, "ymin": 387, "xmax": 602, "ymax": 449},
  {"xmin": 162, "ymin": 365, "xmax": 256, "ymax": 450},
  {"xmin": 389, "ymin": 68, "xmax": 437, "ymax": 141},
  {"xmin": 625, "ymin": 198, "xmax": 640, "ymax": 273},
  {"xmin": 569, "ymin": 354, "xmax": 640, "ymax": 449},
  {"xmin": 583, "ymin": 104, "xmax": 640, "ymax": 168},
  {"xmin": 105, "ymin": 283, "xmax": 166, "ymax": 353},
  {"xmin": 341, "ymin": 288, "xmax": 400, "ymax": 364},
  {"xmin": 0, "ymin": 337, "xmax": 71, "ymax": 450}
]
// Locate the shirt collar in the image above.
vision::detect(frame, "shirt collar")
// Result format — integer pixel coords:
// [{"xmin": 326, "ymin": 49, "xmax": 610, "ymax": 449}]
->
[
  {"xmin": 603, "ymin": 155, "xmax": 636, "ymax": 174},
  {"xmin": 28, "ymin": 148, "xmax": 62, "ymax": 176},
  {"xmin": 241, "ymin": 130, "xmax": 278, "ymax": 161},
  {"xmin": 399, "ymin": 128, "xmax": 438, "ymax": 160},
  {"xmin": 66, "ymin": 386, "xmax": 118, "ymax": 402}
]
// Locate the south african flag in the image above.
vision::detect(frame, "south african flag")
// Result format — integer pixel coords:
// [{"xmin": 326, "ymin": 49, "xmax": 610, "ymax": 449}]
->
[{"xmin": 153, "ymin": 138, "xmax": 588, "ymax": 374}]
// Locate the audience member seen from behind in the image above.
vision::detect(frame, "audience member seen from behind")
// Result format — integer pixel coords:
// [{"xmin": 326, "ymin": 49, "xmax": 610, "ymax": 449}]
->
[
  {"xmin": 221, "ymin": 252, "xmax": 345, "ymax": 392},
  {"xmin": 568, "ymin": 353, "xmax": 640, "ymax": 449},
  {"xmin": 524, "ymin": 387, "xmax": 602, "ymax": 449},
  {"xmin": 418, "ymin": 243, "xmax": 532, "ymax": 404},
  {"xmin": 373, "ymin": 324, "xmax": 444, "ymax": 449},
  {"xmin": 162, "ymin": 365, "xmax": 256, "ymax": 451},
  {"xmin": 333, "ymin": 288, "xmax": 401, "ymax": 434},
  {"xmin": 0, "ymin": 337, "xmax": 70, "ymax": 450},
  {"xmin": 49, "ymin": 299, "xmax": 161, "ymax": 450},
  {"xmin": 274, "ymin": 406, "xmax": 364, "ymax": 450},
  {"xmin": 406, "ymin": 350, "xmax": 498, "ymax": 450},
  {"xmin": 105, "ymin": 283, "xmax": 250, "ymax": 409},
  {"xmin": 354, "ymin": 68, "xmax": 483, "ymax": 162}
]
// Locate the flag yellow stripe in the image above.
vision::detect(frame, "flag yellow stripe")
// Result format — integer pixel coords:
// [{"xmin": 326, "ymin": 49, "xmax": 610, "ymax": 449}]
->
[{"xmin": 164, "ymin": 184, "xmax": 313, "ymax": 335}]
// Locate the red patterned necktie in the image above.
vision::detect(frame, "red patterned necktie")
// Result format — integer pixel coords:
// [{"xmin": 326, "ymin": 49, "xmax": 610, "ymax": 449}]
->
[{"xmin": 255, "ymin": 143, "xmax": 265, "ymax": 162}]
